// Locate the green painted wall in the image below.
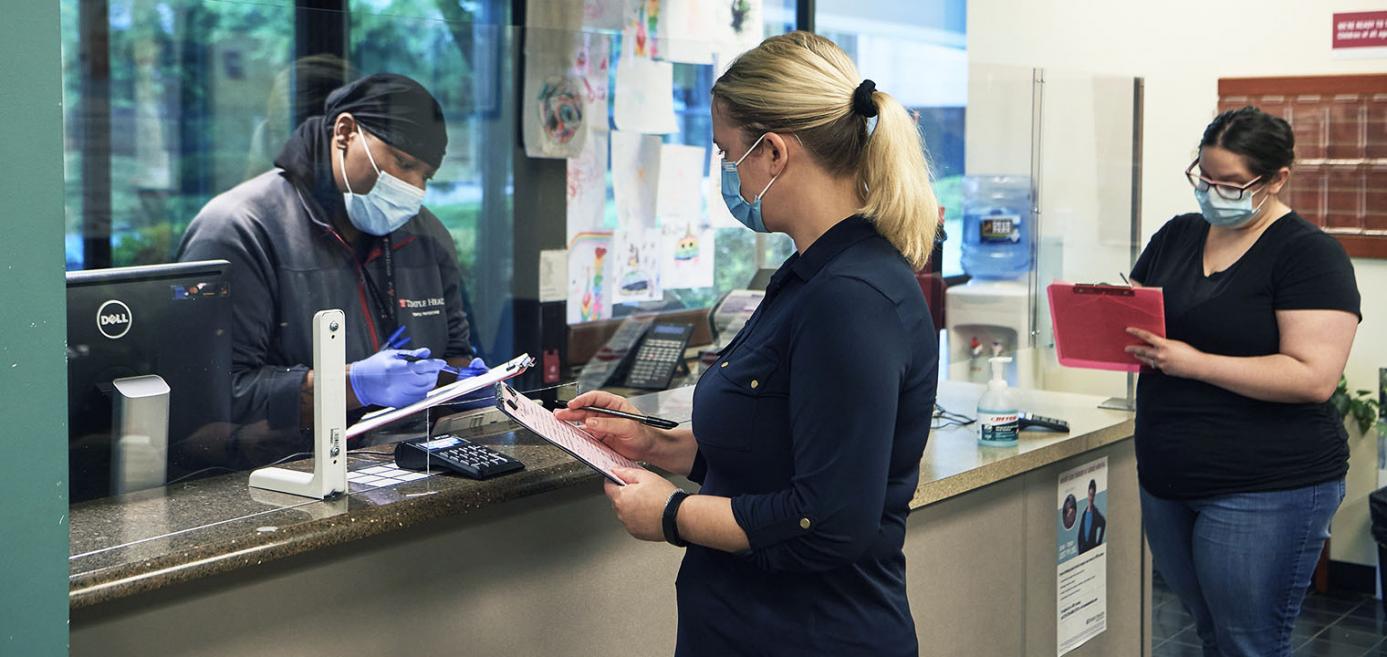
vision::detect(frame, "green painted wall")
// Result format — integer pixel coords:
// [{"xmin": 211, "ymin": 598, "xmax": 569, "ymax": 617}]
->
[{"xmin": 0, "ymin": 1, "xmax": 71, "ymax": 655}]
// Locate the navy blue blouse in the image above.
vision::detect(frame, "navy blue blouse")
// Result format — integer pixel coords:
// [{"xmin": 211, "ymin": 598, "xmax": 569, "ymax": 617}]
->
[{"xmin": 677, "ymin": 216, "xmax": 938, "ymax": 657}]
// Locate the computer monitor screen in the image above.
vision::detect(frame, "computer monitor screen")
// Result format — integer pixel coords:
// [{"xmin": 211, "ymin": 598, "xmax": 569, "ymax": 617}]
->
[{"xmin": 66, "ymin": 260, "xmax": 232, "ymax": 502}]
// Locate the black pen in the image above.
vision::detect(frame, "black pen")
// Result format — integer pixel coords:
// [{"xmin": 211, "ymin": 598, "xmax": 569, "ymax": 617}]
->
[
  {"xmin": 570, "ymin": 404, "xmax": 680, "ymax": 430},
  {"xmin": 394, "ymin": 352, "xmax": 463, "ymax": 377}
]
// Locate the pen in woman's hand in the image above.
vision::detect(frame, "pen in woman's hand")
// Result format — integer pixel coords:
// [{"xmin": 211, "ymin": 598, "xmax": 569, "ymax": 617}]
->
[{"xmin": 568, "ymin": 404, "xmax": 680, "ymax": 430}]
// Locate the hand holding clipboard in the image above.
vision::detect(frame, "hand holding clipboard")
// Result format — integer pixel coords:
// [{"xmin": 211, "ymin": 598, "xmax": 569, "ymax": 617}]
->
[
  {"xmin": 1048, "ymin": 282, "xmax": 1166, "ymax": 372},
  {"xmin": 495, "ymin": 383, "xmax": 644, "ymax": 485}
]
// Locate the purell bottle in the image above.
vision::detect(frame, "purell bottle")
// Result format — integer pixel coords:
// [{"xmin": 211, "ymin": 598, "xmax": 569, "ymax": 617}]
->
[{"xmin": 978, "ymin": 357, "xmax": 1019, "ymax": 446}]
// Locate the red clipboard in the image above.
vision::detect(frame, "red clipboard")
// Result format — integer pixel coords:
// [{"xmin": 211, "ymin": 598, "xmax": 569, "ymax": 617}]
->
[{"xmin": 1047, "ymin": 282, "xmax": 1165, "ymax": 372}]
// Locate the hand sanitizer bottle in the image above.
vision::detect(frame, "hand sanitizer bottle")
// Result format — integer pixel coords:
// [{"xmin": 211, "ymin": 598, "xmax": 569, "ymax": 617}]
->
[{"xmin": 978, "ymin": 356, "xmax": 1019, "ymax": 447}]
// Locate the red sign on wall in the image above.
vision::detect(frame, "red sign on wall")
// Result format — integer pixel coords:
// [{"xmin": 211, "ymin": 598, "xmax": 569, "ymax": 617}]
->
[{"xmin": 1334, "ymin": 11, "xmax": 1387, "ymax": 49}]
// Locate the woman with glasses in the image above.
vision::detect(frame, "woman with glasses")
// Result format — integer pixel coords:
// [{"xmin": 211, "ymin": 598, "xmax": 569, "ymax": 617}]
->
[{"xmin": 1124, "ymin": 106, "xmax": 1361, "ymax": 657}]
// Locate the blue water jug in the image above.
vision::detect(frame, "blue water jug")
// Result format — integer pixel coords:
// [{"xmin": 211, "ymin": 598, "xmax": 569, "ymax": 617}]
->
[{"xmin": 961, "ymin": 176, "xmax": 1032, "ymax": 280}]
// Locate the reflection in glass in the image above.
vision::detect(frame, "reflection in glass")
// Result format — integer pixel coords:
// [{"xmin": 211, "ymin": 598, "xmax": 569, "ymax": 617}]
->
[{"xmin": 60, "ymin": 1, "xmax": 515, "ymax": 499}]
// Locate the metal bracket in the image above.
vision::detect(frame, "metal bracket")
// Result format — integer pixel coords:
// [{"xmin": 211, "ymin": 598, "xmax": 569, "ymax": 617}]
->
[{"xmin": 248, "ymin": 309, "xmax": 348, "ymax": 499}]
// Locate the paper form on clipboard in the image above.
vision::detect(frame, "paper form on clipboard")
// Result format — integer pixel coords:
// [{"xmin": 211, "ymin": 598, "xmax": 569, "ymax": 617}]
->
[
  {"xmin": 494, "ymin": 383, "xmax": 643, "ymax": 485},
  {"xmin": 1047, "ymin": 282, "xmax": 1166, "ymax": 373},
  {"xmin": 346, "ymin": 354, "xmax": 534, "ymax": 439}
]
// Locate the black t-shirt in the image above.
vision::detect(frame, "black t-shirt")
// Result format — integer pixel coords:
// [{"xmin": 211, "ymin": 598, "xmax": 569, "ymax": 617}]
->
[{"xmin": 1129, "ymin": 212, "xmax": 1361, "ymax": 499}]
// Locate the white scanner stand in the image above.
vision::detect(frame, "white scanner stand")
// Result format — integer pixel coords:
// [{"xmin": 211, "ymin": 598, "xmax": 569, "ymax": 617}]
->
[{"xmin": 248, "ymin": 309, "xmax": 348, "ymax": 499}]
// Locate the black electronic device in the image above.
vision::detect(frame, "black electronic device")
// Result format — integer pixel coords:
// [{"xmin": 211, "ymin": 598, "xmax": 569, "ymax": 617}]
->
[
  {"xmin": 66, "ymin": 261, "xmax": 233, "ymax": 502},
  {"xmin": 394, "ymin": 434, "xmax": 524, "ymax": 480},
  {"xmin": 619, "ymin": 322, "xmax": 694, "ymax": 390},
  {"xmin": 1018, "ymin": 413, "xmax": 1070, "ymax": 433}
]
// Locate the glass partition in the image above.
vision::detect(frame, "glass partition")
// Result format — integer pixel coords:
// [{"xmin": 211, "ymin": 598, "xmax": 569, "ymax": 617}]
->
[
  {"xmin": 58, "ymin": 0, "xmax": 808, "ymax": 512},
  {"xmin": 1029, "ymin": 69, "xmax": 1142, "ymax": 401},
  {"xmin": 818, "ymin": 0, "xmax": 967, "ymax": 276},
  {"xmin": 944, "ymin": 62, "xmax": 1039, "ymax": 387},
  {"xmin": 550, "ymin": 1, "xmax": 800, "ymax": 326},
  {"xmin": 59, "ymin": 1, "xmax": 518, "ymax": 506},
  {"xmin": 943, "ymin": 62, "xmax": 1142, "ymax": 401}
]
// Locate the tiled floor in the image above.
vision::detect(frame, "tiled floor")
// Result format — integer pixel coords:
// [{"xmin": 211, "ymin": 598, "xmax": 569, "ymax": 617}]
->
[{"xmin": 1152, "ymin": 574, "xmax": 1386, "ymax": 656}]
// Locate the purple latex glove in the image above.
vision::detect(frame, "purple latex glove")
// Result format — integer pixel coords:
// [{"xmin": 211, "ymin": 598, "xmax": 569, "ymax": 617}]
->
[{"xmin": 349, "ymin": 347, "xmax": 446, "ymax": 408}]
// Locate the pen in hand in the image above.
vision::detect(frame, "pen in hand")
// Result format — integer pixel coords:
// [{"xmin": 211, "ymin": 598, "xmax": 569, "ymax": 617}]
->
[
  {"xmin": 393, "ymin": 352, "xmax": 463, "ymax": 377},
  {"xmin": 568, "ymin": 403, "xmax": 680, "ymax": 430}
]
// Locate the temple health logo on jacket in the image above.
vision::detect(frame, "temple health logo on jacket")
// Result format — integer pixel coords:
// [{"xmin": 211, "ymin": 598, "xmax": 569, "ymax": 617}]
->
[{"xmin": 399, "ymin": 297, "xmax": 446, "ymax": 317}]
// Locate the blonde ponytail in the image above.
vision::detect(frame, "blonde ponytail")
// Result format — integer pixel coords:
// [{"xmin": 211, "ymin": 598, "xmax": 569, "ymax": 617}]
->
[
  {"xmin": 712, "ymin": 31, "xmax": 939, "ymax": 269},
  {"xmin": 859, "ymin": 92, "xmax": 938, "ymax": 269}
]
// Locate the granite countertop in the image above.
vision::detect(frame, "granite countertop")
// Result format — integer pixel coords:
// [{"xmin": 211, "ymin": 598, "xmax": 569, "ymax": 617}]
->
[
  {"xmin": 68, "ymin": 381, "xmax": 1130, "ymax": 608},
  {"xmin": 912, "ymin": 383, "xmax": 1135, "ymax": 507}
]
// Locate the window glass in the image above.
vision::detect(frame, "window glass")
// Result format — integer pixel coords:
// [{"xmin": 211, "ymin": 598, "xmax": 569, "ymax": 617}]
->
[
  {"xmin": 591, "ymin": 0, "xmax": 800, "ymax": 322},
  {"xmin": 817, "ymin": 0, "xmax": 967, "ymax": 277}
]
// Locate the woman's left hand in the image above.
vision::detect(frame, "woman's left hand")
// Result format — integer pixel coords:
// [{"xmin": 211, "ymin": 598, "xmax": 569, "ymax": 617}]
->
[
  {"xmin": 604, "ymin": 467, "xmax": 679, "ymax": 542},
  {"xmin": 1125, "ymin": 328, "xmax": 1206, "ymax": 379}
]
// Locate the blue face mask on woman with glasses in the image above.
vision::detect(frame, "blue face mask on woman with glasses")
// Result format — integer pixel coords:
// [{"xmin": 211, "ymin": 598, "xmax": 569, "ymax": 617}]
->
[
  {"xmin": 1194, "ymin": 185, "xmax": 1267, "ymax": 229},
  {"xmin": 1187, "ymin": 159, "xmax": 1270, "ymax": 230}
]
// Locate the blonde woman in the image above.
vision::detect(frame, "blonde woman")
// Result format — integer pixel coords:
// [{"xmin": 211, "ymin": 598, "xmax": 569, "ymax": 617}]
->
[{"xmin": 555, "ymin": 32, "xmax": 938, "ymax": 656}]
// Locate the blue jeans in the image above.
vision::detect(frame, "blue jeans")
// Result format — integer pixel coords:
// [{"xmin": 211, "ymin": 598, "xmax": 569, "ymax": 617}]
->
[{"xmin": 1141, "ymin": 479, "xmax": 1345, "ymax": 657}]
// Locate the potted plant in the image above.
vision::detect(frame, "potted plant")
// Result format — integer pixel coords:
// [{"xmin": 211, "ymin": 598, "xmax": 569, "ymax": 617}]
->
[{"xmin": 1331, "ymin": 376, "xmax": 1380, "ymax": 436}]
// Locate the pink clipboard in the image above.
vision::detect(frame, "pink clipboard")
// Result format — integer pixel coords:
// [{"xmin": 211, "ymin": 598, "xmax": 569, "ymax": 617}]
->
[{"xmin": 1047, "ymin": 282, "xmax": 1166, "ymax": 372}]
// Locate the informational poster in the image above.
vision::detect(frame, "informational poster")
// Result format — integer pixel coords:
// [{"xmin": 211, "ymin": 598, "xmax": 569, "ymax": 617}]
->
[
  {"xmin": 1334, "ymin": 11, "xmax": 1387, "ymax": 58},
  {"xmin": 1057, "ymin": 457, "xmax": 1108, "ymax": 656},
  {"xmin": 567, "ymin": 233, "xmax": 614, "ymax": 324},
  {"xmin": 612, "ymin": 226, "xmax": 662, "ymax": 303},
  {"xmin": 656, "ymin": 143, "xmax": 706, "ymax": 226},
  {"xmin": 610, "ymin": 130, "xmax": 662, "ymax": 230},
  {"xmin": 567, "ymin": 129, "xmax": 610, "ymax": 241},
  {"xmin": 613, "ymin": 56, "xmax": 678, "ymax": 134},
  {"xmin": 659, "ymin": 223, "xmax": 715, "ymax": 290}
]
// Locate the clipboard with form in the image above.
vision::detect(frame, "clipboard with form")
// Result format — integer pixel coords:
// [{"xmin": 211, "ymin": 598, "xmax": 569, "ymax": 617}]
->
[
  {"xmin": 495, "ymin": 383, "xmax": 642, "ymax": 485},
  {"xmin": 1047, "ymin": 282, "xmax": 1165, "ymax": 372},
  {"xmin": 346, "ymin": 354, "xmax": 534, "ymax": 439}
]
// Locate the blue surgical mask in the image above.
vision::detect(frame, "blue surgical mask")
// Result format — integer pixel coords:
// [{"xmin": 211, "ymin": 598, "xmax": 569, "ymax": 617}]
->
[
  {"xmin": 720, "ymin": 133, "xmax": 778, "ymax": 233},
  {"xmin": 1194, "ymin": 186, "xmax": 1265, "ymax": 229},
  {"xmin": 341, "ymin": 126, "xmax": 425, "ymax": 236}
]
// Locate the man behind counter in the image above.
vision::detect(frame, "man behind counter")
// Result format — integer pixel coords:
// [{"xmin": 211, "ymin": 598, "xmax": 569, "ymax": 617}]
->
[{"xmin": 178, "ymin": 73, "xmax": 482, "ymax": 466}]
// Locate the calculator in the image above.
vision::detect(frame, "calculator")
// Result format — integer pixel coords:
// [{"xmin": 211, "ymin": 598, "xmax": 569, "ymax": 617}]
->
[
  {"xmin": 622, "ymin": 323, "xmax": 695, "ymax": 390},
  {"xmin": 393, "ymin": 434, "xmax": 525, "ymax": 480}
]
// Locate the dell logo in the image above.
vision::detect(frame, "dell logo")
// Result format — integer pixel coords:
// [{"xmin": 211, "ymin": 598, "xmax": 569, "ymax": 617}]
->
[{"xmin": 96, "ymin": 300, "xmax": 133, "ymax": 339}]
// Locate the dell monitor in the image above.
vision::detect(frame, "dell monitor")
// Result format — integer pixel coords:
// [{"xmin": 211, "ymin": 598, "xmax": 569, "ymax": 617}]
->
[{"xmin": 66, "ymin": 260, "xmax": 232, "ymax": 502}]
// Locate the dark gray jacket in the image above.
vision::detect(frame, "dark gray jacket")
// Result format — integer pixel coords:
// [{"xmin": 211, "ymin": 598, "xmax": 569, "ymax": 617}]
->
[{"xmin": 178, "ymin": 169, "xmax": 472, "ymax": 442}]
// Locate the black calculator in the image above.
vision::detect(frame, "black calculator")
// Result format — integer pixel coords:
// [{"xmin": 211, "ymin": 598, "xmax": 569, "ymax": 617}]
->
[
  {"xmin": 623, "ymin": 323, "xmax": 694, "ymax": 390},
  {"xmin": 394, "ymin": 434, "xmax": 525, "ymax": 480}
]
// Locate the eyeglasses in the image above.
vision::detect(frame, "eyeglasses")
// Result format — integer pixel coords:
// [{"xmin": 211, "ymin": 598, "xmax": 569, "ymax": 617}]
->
[{"xmin": 1185, "ymin": 159, "xmax": 1262, "ymax": 201}]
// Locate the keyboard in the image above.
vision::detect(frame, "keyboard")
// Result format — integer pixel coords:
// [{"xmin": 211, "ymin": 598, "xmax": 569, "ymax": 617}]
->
[{"xmin": 393, "ymin": 434, "xmax": 525, "ymax": 480}]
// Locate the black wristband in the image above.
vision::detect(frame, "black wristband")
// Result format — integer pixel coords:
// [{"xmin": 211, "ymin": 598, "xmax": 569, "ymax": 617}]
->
[{"xmin": 662, "ymin": 490, "xmax": 691, "ymax": 547}]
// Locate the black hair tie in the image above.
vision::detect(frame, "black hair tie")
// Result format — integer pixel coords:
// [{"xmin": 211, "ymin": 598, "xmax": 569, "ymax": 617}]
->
[{"xmin": 852, "ymin": 79, "xmax": 878, "ymax": 118}]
